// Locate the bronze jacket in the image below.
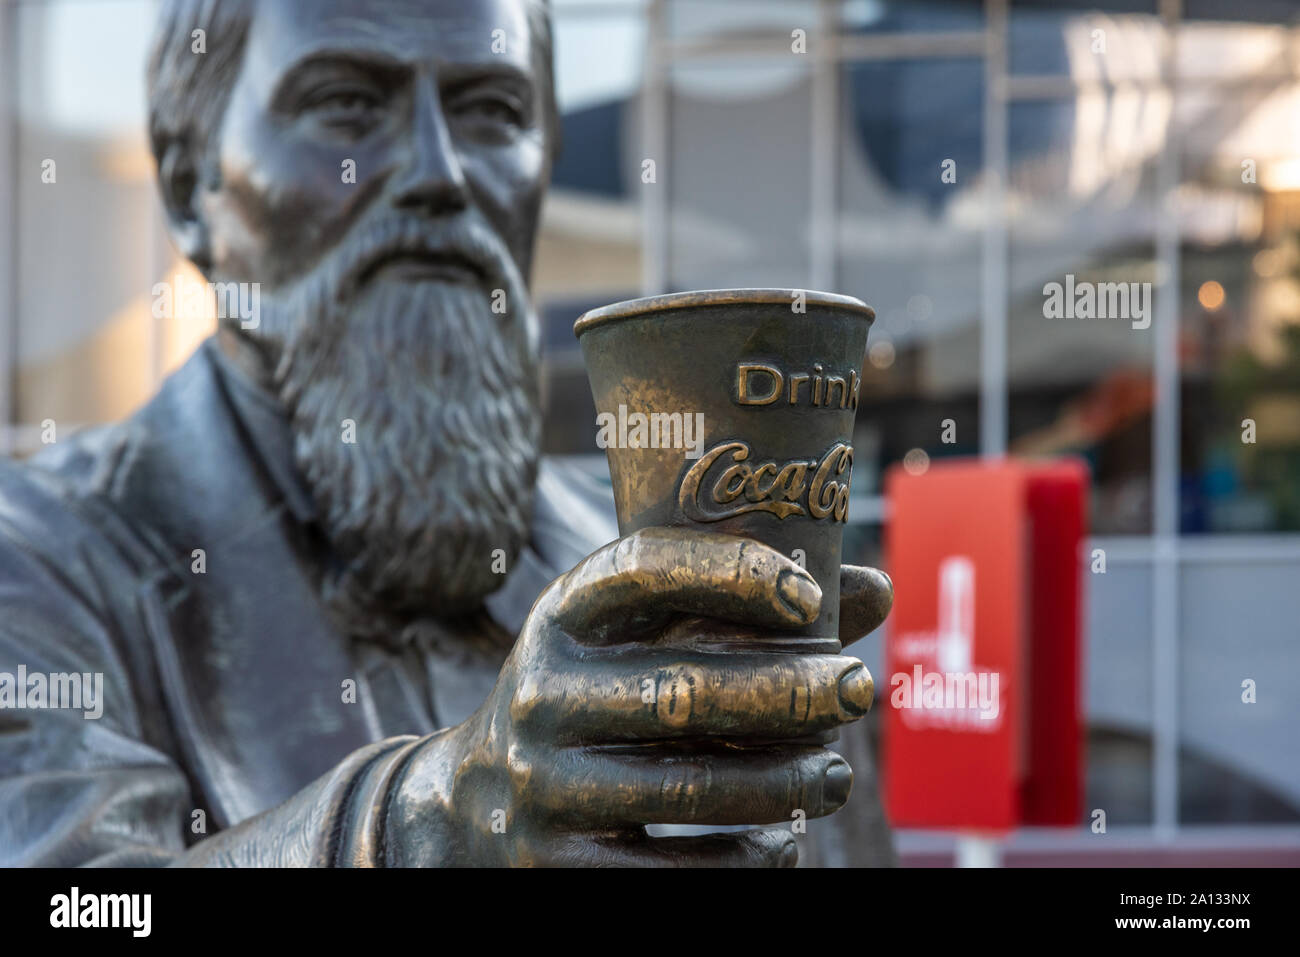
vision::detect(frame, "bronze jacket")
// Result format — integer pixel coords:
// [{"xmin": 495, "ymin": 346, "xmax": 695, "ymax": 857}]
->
[{"xmin": 0, "ymin": 338, "xmax": 893, "ymax": 867}]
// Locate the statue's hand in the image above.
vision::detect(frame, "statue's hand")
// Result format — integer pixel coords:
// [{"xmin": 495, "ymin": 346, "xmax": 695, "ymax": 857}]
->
[{"xmin": 388, "ymin": 527, "xmax": 893, "ymax": 867}]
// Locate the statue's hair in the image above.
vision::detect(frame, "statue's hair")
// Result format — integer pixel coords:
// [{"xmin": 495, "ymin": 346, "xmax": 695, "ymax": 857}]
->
[{"xmin": 147, "ymin": 0, "xmax": 557, "ymax": 173}]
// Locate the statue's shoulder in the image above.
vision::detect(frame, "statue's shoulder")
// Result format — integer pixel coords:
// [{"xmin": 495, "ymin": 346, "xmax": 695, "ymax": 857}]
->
[
  {"xmin": 0, "ymin": 341, "xmax": 240, "ymax": 572},
  {"xmin": 7, "ymin": 417, "xmax": 142, "ymax": 508},
  {"xmin": 0, "ymin": 428, "xmax": 167, "ymax": 640},
  {"xmin": 0, "ymin": 418, "xmax": 145, "ymax": 552}
]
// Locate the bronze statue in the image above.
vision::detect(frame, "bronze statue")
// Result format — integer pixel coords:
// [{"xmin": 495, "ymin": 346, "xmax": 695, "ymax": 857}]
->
[{"xmin": 0, "ymin": 0, "xmax": 894, "ymax": 867}]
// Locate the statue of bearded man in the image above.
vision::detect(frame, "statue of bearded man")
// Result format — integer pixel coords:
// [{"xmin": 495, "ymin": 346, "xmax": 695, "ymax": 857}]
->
[{"xmin": 0, "ymin": 0, "xmax": 895, "ymax": 868}]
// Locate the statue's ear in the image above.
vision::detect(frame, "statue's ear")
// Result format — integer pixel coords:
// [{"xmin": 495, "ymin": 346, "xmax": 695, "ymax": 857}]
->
[{"xmin": 156, "ymin": 136, "xmax": 213, "ymax": 273}]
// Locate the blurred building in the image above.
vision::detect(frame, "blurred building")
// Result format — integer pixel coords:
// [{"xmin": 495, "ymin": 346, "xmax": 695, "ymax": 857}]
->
[{"xmin": 1, "ymin": 0, "xmax": 1298, "ymax": 864}]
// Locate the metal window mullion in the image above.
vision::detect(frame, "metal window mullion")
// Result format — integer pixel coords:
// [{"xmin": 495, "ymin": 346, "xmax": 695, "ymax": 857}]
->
[
  {"xmin": 641, "ymin": 0, "xmax": 669, "ymax": 297},
  {"xmin": 836, "ymin": 30, "xmax": 987, "ymax": 62},
  {"xmin": 1007, "ymin": 72, "xmax": 1300, "ymax": 100},
  {"xmin": 810, "ymin": 0, "xmax": 838, "ymax": 292},
  {"xmin": 0, "ymin": 0, "xmax": 15, "ymax": 433},
  {"xmin": 980, "ymin": 0, "xmax": 1008, "ymax": 458},
  {"xmin": 1152, "ymin": 0, "xmax": 1183, "ymax": 840},
  {"xmin": 665, "ymin": 30, "xmax": 988, "ymax": 65}
]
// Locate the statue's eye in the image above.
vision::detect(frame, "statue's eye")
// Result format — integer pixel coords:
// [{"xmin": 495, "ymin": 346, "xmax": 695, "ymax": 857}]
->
[
  {"xmin": 302, "ymin": 86, "xmax": 382, "ymax": 125},
  {"xmin": 452, "ymin": 93, "xmax": 524, "ymax": 128}
]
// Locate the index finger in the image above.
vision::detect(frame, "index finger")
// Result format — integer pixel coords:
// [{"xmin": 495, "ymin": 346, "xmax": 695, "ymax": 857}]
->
[
  {"xmin": 550, "ymin": 527, "xmax": 822, "ymax": 644},
  {"xmin": 839, "ymin": 565, "xmax": 894, "ymax": 643}
]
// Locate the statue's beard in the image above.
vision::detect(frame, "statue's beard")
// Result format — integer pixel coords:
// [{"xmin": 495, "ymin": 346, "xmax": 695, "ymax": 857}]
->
[{"xmin": 251, "ymin": 215, "xmax": 541, "ymax": 642}]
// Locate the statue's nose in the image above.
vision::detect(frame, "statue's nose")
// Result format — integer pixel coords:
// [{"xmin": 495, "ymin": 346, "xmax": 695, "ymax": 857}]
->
[{"xmin": 392, "ymin": 78, "xmax": 469, "ymax": 215}]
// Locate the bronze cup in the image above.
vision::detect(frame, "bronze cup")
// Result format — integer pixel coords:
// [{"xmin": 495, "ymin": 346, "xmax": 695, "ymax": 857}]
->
[{"xmin": 575, "ymin": 289, "xmax": 874, "ymax": 647}]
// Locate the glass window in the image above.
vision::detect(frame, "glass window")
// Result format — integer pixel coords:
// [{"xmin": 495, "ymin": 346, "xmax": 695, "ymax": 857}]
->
[
  {"xmin": 841, "ymin": 0, "xmax": 985, "ymax": 34},
  {"xmin": 1182, "ymin": 0, "xmax": 1300, "ymax": 27},
  {"xmin": 1086, "ymin": 559, "xmax": 1155, "ymax": 825},
  {"xmin": 1179, "ymin": 560, "xmax": 1300, "ymax": 823},
  {"xmin": 13, "ymin": 0, "xmax": 197, "ymax": 445},
  {"xmin": 1009, "ymin": 0, "xmax": 1160, "ymax": 79},
  {"xmin": 1005, "ymin": 94, "xmax": 1160, "ymax": 534},
  {"xmin": 667, "ymin": 0, "xmax": 821, "ymax": 49},
  {"xmin": 1176, "ymin": 81, "xmax": 1300, "ymax": 533},
  {"xmin": 838, "ymin": 57, "xmax": 986, "ymax": 490},
  {"xmin": 537, "ymin": 4, "xmax": 650, "ymax": 455},
  {"xmin": 666, "ymin": 59, "xmax": 814, "ymax": 291}
]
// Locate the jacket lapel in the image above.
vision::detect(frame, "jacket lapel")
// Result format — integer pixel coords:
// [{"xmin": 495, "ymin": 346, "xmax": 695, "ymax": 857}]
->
[{"xmin": 120, "ymin": 345, "xmax": 374, "ymax": 827}]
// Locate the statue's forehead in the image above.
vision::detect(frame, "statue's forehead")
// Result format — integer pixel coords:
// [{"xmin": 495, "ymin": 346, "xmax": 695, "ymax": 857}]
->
[{"xmin": 245, "ymin": 0, "xmax": 533, "ymax": 71}]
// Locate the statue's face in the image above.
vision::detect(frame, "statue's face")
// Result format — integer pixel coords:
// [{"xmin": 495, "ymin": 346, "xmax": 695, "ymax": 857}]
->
[
  {"xmin": 185, "ymin": 0, "xmax": 552, "ymax": 636},
  {"xmin": 203, "ymin": 0, "xmax": 549, "ymax": 293}
]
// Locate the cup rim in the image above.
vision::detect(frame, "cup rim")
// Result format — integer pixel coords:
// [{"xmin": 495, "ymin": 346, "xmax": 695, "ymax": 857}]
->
[{"xmin": 573, "ymin": 287, "xmax": 876, "ymax": 338}]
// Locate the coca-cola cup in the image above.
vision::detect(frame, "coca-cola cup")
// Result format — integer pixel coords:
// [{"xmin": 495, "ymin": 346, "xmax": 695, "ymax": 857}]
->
[{"xmin": 574, "ymin": 288, "xmax": 874, "ymax": 649}]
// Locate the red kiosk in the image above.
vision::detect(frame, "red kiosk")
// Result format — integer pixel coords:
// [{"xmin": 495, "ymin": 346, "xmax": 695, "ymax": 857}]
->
[{"xmin": 882, "ymin": 459, "xmax": 1087, "ymax": 853}]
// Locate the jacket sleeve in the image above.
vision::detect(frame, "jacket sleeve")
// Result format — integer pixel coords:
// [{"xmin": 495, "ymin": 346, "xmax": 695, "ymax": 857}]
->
[
  {"xmin": 174, "ymin": 735, "xmax": 424, "ymax": 867},
  {"xmin": 0, "ymin": 460, "xmax": 201, "ymax": 866},
  {"xmin": 0, "ymin": 463, "xmax": 424, "ymax": 867}
]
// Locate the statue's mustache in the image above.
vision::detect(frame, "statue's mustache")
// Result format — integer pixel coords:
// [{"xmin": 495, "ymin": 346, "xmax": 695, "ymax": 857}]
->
[
  {"xmin": 262, "ymin": 210, "xmax": 534, "ymax": 391},
  {"xmin": 331, "ymin": 214, "xmax": 515, "ymax": 307}
]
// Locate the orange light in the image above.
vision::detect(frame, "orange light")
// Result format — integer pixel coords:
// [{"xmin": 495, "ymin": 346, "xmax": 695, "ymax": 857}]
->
[
  {"xmin": 1197, "ymin": 280, "xmax": 1225, "ymax": 311},
  {"xmin": 869, "ymin": 339, "xmax": 896, "ymax": 369},
  {"xmin": 902, "ymin": 448, "xmax": 930, "ymax": 476}
]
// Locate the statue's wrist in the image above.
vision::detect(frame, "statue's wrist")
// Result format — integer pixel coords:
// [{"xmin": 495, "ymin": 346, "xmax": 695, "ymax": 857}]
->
[{"xmin": 385, "ymin": 723, "xmax": 479, "ymax": 866}]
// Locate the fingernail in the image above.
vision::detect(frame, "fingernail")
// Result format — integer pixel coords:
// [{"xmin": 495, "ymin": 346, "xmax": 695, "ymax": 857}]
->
[
  {"xmin": 837, "ymin": 665, "xmax": 874, "ymax": 716},
  {"xmin": 777, "ymin": 569, "xmax": 821, "ymax": 623},
  {"xmin": 822, "ymin": 759, "xmax": 853, "ymax": 810},
  {"xmin": 874, "ymin": 569, "xmax": 895, "ymax": 614}
]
